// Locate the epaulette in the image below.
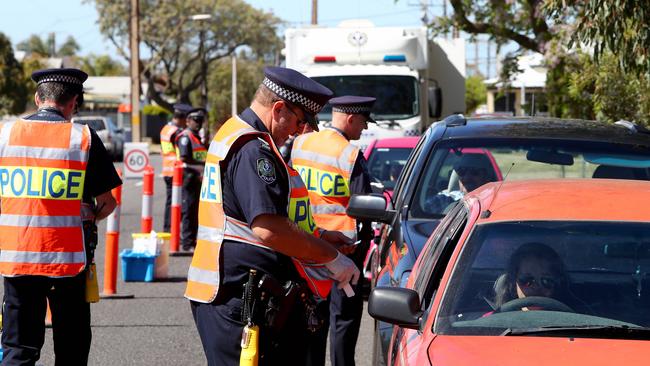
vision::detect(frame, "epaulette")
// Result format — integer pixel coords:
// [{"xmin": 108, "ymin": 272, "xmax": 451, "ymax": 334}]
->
[{"xmin": 258, "ymin": 137, "xmax": 271, "ymax": 151}]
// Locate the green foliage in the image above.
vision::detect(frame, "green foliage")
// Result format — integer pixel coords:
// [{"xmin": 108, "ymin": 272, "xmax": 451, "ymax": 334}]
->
[
  {"xmin": 206, "ymin": 52, "xmax": 265, "ymax": 130},
  {"xmin": 77, "ymin": 54, "xmax": 127, "ymax": 76},
  {"xmin": 465, "ymin": 75, "xmax": 486, "ymax": 114},
  {"xmin": 0, "ymin": 32, "xmax": 29, "ymax": 115},
  {"xmin": 87, "ymin": 0, "xmax": 283, "ymax": 111},
  {"xmin": 546, "ymin": 0, "xmax": 650, "ymax": 76},
  {"xmin": 143, "ymin": 104, "xmax": 171, "ymax": 117},
  {"xmin": 16, "ymin": 33, "xmax": 80, "ymax": 57}
]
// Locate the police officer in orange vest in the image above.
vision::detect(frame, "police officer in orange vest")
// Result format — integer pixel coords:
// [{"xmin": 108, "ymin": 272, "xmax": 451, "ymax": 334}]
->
[
  {"xmin": 0, "ymin": 68, "xmax": 122, "ymax": 365},
  {"xmin": 291, "ymin": 96, "xmax": 376, "ymax": 366},
  {"xmin": 160, "ymin": 103, "xmax": 192, "ymax": 232},
  {"xmin": 176, "ymin": 107, "xmax": 208, "ymax": 252},
  {"xmin": 185, "ymin": 67, "xmax": 360, "ymax": 366}
]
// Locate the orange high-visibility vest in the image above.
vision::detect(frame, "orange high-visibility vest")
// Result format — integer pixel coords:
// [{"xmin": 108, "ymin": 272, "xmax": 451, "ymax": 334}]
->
[
  {"xmin": 160, "ymin": 123, "xmax": 180, "ymax": 177},
  {"xmin": 185, "ymin": 116, "xmax": 333, "ymax": 303},
  {"xmin": 175, "ymin": 129, "xmax": 207, "ymax": 163},
  {"xmin": 291, "ymin": 128, "xmax": 359, "ymax": 240},
  {"xmin": 0, "ymin": 119, "xmax": 90, "ymax": 277}
]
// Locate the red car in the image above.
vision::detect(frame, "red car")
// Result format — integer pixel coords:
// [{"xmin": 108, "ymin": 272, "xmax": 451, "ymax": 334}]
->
[
  {"xmin": 364, "ymin": 137, "xmax": 420, "ymax": 200},
  {"xmin": 368, "ymin": 179, "xmax": 650, "ymax": 365}
]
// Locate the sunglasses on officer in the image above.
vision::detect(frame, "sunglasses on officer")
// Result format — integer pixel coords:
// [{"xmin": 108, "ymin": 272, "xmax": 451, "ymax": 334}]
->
[
  {"xmin": 189, "ymin": 115, "xmax": 205, "ymax": 123},
  {"xmin": 283, "ymin": 103, "xmax": 307, "ymax": 128}
]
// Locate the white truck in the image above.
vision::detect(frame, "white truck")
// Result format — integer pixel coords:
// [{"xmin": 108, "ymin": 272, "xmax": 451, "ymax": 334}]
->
[{"xmin": 285, "ymin": 20, "xmax": 466, "ymax": 147}]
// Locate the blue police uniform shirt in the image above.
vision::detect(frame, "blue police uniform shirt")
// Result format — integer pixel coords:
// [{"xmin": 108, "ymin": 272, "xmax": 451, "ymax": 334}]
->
[
  {"xmin": 23, "ymin": 108, "xmax": 122, "ymax": 203},
  {"xmin": 220, "ymin": 108, "xmax": 296, "ymax": 288}
]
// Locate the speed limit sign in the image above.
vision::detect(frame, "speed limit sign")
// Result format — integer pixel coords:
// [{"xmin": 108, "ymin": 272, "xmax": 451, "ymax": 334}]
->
[{"xmin": 123, "ymin": 142, "xmax": 150, "ymax": 179}]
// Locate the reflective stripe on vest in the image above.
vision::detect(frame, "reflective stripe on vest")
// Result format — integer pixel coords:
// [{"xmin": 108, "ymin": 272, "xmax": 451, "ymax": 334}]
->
[
  {"xmin": 185, "ymin": 116, "xmax": 333, "ymax": 303},
  {"xmin": 0, "ymin": 119, "xmax": 90, "ymax": 277},
  {"xmin": 160, "ymin": 124, "xmax": 180, "ymax": 177},
  {"xmin": 291, "ymin": 129, "xmax": 359, "ymax": 240},
  {"xmin": 176, "ymin": 129, "xmax": 207, "ymax": 162}
]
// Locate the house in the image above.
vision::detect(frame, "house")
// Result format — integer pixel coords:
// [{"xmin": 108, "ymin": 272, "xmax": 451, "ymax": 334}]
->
[{"xmin": 484, "ymin": 53, "xmax": 548, "ymax": 117}]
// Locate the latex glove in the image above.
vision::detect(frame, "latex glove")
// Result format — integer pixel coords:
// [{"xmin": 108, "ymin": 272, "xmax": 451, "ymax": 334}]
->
[
  {"xmin": 320, "ymin": 230, "xmax": 356, "ymax": 255},
  {"xmin": 324, "ymin": 251, "xmax": 360, "ymax": 289}
]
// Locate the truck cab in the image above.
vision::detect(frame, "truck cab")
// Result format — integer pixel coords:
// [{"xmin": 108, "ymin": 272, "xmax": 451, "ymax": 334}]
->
[{"xmin": 285, "ymin": 20, "xmax": 466, "ymax": 148}]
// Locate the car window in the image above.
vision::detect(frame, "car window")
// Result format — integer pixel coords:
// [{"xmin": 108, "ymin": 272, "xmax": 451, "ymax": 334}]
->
[
  {"xmin": 414, "ymin": 203, "xmax": 468, "ymax": 306},
  {"xmin": 392, "ymin": 133, "xmax": 426, "ymax": 206},
  {"xmin": 75, "ymin": 119, "xmax": 106, "ymax": 131},
  {"xmin": 435, "ymin": 221, "xmax": 650, "ymax": 338},
  {"xmin": 409, "ymin": 139, "xmax": 650, "ymax": 219},
  {"xmin": 366, "ymin": 147, "xmax": 413, "ymax": 191}
]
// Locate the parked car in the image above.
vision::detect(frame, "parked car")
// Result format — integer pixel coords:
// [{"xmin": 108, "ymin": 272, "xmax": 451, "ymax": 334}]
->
[
  {"xmin": 72, "ymin": 116, "xmax": 124, "ymax": 161},
  {"xmin": 367, "ymin": 179, "xmax": 650, "ymax": 366},
  {"xmin": 364, "ymin": 137, "xmax": 420, "ymax": 198},
  {"xmin": 347, "ymin": 115, "xmax": 650, "ymax": 365}
]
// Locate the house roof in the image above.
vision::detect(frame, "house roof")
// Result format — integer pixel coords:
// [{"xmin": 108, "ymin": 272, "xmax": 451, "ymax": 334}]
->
[{"xmin": 485, "ymin": 53, "xmax": 546, "ymax": 89}]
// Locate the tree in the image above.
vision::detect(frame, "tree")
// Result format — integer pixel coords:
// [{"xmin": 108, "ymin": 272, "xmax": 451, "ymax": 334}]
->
[
  {"xmin": 77, "ymin": 54, "xmax": 127, "ymax": 76},
  {"xmin": 17, "ymin": 33, "xmax": 80, "ymax": 57},
  {"xmin": 546, "ymin": 1, "xmax": 650, "ymax": 76},
  {"xmin": 0, "ymin": 32, "xmax": 29, "ymax": 115},
  {"xmin": 465, "ymin": 75, "xmax": 486, "ymax": 115},
  {"xmin": 88, "ymin": 0, "xmax": 282, "ymax": 112}
]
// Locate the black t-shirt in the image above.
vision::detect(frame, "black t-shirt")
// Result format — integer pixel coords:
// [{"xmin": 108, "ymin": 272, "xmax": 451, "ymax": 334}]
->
[
  {"xmin": 23, "ymin": 108, "xmax": 122, "ymax": 203},
  {"xmin": 220, "ymin": 108, "xmax": 296, "ymax": 287}
]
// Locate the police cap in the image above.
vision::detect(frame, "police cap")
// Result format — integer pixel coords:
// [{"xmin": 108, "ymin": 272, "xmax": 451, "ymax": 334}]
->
[
  {"xmin": 187, "ymin": 107, "xmax": 207, "ymax": 122},
  {"xmin": 173, "ymin": 103, "xmax": 194, "ymax": 115},
  {"xmin": 31, "ymin": 68, "xmax": 87, "ymax": 93},
  {"xmin": 329, "ymin": 95, "xmax": 377, "ymax": 123},
  {"xmin": 262, "ymin": 66, "xmax": 333, "ymax": 131}
]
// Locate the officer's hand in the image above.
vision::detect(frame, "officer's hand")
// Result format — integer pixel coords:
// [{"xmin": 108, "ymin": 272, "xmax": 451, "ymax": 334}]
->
[
  {"xmin": 324, "ymin": 252, "xmax": 360, "ymax": 288},
  {"xmin": 338, "ymin": 244, "xmax": 357, "ymax": 255},
  {"xmin": 321, "ymin": 230, "xmax": 353, "ymax": 247}
]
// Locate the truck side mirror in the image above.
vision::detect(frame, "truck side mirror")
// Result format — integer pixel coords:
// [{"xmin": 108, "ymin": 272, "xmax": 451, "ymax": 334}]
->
[{"xmin": 428, "ymin": 85, "xmax": 442, "ymax": 118}]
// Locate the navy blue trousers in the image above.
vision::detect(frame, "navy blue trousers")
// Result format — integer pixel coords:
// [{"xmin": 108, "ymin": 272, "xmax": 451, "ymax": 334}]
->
[{"xmin": 1, "ymin": 274, "xmax": 91, "ymax": 366}]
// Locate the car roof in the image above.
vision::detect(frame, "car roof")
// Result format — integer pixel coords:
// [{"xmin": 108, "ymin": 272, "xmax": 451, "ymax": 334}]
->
[
  {"xmin": 438, "ymin": 116, "xmax": 650, "ymax": 146},
  {"xmin": 371, "ymin": 137, "xmax": 419, "ymax": 149},
  {"xmin": 470, "ymin": 179, "xmax": 650, "ymax": 223}
]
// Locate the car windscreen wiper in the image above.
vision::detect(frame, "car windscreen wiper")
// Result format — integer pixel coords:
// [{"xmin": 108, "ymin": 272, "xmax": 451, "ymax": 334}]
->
[{"xmin": 501, "ymin": 325, "xmax": 650, "ymax": 340}]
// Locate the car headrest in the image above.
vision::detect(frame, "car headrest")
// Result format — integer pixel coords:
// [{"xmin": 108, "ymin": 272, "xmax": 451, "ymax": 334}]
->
[{"xmin": 592, "ymin": 165, "xmax": 644, "ymax": 180}]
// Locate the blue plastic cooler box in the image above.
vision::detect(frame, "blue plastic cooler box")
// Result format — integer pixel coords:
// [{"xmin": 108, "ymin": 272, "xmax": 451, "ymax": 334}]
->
[{"xmin": 120, "ymin": 249, "xmax": 156, "ymax": 282}]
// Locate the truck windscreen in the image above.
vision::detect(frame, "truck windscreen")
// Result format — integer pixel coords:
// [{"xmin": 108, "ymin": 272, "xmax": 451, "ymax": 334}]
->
[{"xmin": 313, "ymin": 75, "xmax": 419, "ymax": 120}]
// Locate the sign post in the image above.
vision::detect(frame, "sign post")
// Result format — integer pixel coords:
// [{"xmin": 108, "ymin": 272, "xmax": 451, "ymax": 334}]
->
[{"xmin": 123, "ymin": 142, "xmax": 150, "ymax": 179}]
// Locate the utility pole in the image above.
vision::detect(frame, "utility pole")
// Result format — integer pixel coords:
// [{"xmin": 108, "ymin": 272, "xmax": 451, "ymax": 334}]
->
[
  {"xmin": 231, "ymin": 53, "xmax": 237, "ymax": 116},
  {"xmin": 130, "ymin": 0, "xmax": 141, "ymax": 142},
  {"xmin": 311, "ymin": 0, "xmax": 318, "ymax": 25}
]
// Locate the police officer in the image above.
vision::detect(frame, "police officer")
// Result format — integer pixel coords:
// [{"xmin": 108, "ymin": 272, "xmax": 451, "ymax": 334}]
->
[
  {"xmin": 0, "ymin": 68, "xmax": 122, "ymax": 365},
  {"xmin": 291, "ymin": 96, "xmax": 376, "ymax": 366},
  {"xmin": 160, "ymin": 103, "xmax": 192, "ymax": 232},
  {"xmin": 185, "ymin": 66, "xmax": 360, "ymax": 366},
  {"xmin": 176, "ymin": 107, "xmax": 208, "ymax": 252}
]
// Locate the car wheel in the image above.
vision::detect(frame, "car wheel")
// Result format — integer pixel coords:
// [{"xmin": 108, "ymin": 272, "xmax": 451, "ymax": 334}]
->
[{"xmin": 371, "ymin": 320, "xmax": 387, "ymax": 366}]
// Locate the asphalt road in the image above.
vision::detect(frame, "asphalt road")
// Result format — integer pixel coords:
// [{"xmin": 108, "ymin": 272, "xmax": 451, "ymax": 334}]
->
[{"xmin": 1, "ymin": 153, "xmax": 374, "ymax": 365}]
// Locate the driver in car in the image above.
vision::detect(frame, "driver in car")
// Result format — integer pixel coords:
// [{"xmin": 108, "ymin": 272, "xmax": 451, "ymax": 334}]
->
[
  {"xmin": 425, "ymin": 153, "xmax": 495, "ymax": 214},
  {"xmin": 491, "ymin": 242, "xmax": 591, "ymax": 314}
]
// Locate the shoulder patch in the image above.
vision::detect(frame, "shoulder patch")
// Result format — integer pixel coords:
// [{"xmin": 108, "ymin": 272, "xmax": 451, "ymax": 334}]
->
[
  {"xmin": 179, "ymin": 137, "xmax": 189, "ymax": 146},
  {"xmin": 256, "ymin": 158, "xmax": 276, "ymax": 184}
]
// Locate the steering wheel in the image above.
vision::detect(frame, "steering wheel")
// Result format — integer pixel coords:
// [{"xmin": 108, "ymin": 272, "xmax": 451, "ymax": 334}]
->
[{"xmin": 495, "ymin": 296, "xmax": 574, "ymax": 313}]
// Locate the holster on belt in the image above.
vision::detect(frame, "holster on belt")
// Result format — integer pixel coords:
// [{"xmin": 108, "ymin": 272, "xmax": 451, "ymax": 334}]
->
[
  {"xmin": 243, "ymin": 272, "xmax": 326, "ymax": 334},
  {"xmin": 82, "ymin": 203, "xmax": 100, "ymax": 303}
]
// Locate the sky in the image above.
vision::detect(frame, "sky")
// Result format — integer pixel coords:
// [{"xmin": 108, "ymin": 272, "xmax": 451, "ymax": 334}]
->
[
  {"xmin": 2, "ymin": 0, "xmax": 428, "ymax": 57},
  {"xmin": 1, "ymin": 0, "xmax": 495, "ymax": 76}
]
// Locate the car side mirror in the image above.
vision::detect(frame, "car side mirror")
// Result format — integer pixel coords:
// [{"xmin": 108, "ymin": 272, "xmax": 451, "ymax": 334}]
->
[
  {"xmin": 428, "ymin": 85, "xmax": 442, "ymax": 118},
  {"xmin": 346, "ymin": 194, "xmax": 394, "ymax": 223},
  {"xmin": 368, "ymin": 287, "xmax": 422, "ymax": 330}
]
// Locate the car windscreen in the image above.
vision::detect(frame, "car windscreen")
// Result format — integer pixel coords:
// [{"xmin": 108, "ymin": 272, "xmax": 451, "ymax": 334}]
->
[
  {"xmin": 434, "ymin": 221, "xmax": 650, "ymax": 338},
  {"xmin": 312, "ymin": 75, "xmax": 419, "ymax": 120},
  {"xmin": 75, "ymin": 119, "xmax": 106, "ymax": 131},
  {"xmin": 366, "ymin": 147, "xmax": 413, "ymax": 190},
  {"xmin": 409, "ymin": 139, "xmax": 650, "ymax": 219}
]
